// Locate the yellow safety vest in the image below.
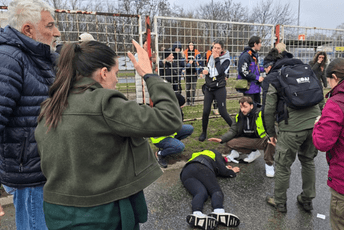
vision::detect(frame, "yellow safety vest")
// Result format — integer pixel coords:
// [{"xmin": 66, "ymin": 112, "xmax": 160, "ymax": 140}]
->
[
  {"xmin": 188, "ymin": 150, "xmax": 216, "ymax": 162},
  {"xmin": 235, "ymin": 110, "xmax": 266, "ymax": 138},
  {"xmin": 150, "ymin": 133, "xmax": 177, "ymax": 144}
]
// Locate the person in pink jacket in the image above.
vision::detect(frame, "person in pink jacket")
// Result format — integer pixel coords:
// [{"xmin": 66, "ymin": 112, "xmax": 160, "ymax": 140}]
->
[{"xmin": 313, "ymin": 58, "xmax": 344, "ymax": 230}]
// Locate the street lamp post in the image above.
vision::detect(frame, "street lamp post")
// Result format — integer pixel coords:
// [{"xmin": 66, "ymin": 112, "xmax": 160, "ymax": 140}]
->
[{"xmin": 298, "ymin": 0, "xmax": 300, "ymax": 26}]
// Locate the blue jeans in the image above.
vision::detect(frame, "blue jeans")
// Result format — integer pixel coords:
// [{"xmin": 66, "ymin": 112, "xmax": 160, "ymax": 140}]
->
[
  {"xmin": 3, "ymin": 185, "xmax": 48, "ymax": 230},
  {"xmin": 155, "ymin": 124, "xmax": 194, "ymax": 156}
]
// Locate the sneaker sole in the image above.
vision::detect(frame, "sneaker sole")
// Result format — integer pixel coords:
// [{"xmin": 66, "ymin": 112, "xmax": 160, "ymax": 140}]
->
[
  {"xmin": 186, "ymin": 215, "xmax": 218, "ymax": 230},
  {"xmin": 208, "ymin": 213, "xmax": 240, "ymax": 227}
]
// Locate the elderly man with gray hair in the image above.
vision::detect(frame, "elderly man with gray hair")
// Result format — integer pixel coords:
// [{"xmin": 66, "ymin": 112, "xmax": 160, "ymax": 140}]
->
[{"xmin": 0, "ymin": 0, "xmax": 60, "ymax": 228}]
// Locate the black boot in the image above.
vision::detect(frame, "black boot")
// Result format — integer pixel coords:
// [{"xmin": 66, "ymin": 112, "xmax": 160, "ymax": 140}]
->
[{"xmin": 199, "ymin": 132, "xmax": 207, "ymax": 142}]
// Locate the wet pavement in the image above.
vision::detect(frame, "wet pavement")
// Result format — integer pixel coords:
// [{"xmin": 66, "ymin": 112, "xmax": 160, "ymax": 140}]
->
[
  {"xmin": 0, "ymin": 150, "xmax": 331, "ymax": 230},
  {"xmin": 141, "ymin": 150, "xmax": 331, "ymax": 230}
]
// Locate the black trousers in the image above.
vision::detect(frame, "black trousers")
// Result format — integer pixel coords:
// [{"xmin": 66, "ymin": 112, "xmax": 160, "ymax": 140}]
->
[
  {"xmin": 186, "ymin": 75, "xmax": 198, "ymax": 104},
  {"xmin": 181, "ymin": 163, "xmax": 224, "ymax": 212},
  {"xmin": 202, "ymin": 87, "xmax": 233, "ymax": 132}
]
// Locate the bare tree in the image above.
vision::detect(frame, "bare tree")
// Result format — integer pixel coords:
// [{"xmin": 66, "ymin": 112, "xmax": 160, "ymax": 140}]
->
[
  {"xmin": 43, "ymin": 0, "xmax": 68, "ymax": 9},
  {"xmin": 68, "ymin": 0, "xmax": 81, "ymax": 10},
  {"xmin": 196, "ymin": 0, "xmax": 248, "ymax": 22},
  {"xmin": 249, "ymin": 0, "xmax": 295, "ymax": 25}
]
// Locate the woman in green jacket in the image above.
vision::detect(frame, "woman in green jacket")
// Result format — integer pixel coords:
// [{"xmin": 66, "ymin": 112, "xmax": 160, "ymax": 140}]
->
[{"xmin": 34, "ymin": 40, "xmax": 183, "ymax": 229}]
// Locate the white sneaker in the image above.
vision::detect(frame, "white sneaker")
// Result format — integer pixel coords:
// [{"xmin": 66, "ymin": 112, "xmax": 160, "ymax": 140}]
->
[
  {"xmin": 265, "ymin": 164, "xmax": 275, "ymax": 177},
  {"xmin": 226, "ymin": 150, "xmax": 240, "ymax": 163},
  {"xmin": 243, "ymin": 150, "xmax": 261, "ymax": 163},
  {"xmin": 186, "ymin": 214, "xmax": 218, "ymax": 230},
  {"xmin": 208, "ymin": 212, "xmax": 240, "ymax": 227}
]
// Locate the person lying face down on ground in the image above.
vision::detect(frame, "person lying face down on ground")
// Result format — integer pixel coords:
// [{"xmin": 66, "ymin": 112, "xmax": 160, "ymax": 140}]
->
[{"xmin": 181, "ymin": 149, "xmax": 240, "ymax": 230}]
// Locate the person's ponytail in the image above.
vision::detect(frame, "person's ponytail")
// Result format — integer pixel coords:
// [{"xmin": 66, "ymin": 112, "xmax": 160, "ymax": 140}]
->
[
  {"xmin": 38, "ymin": 41, "xmax": 117, "ymax": 131},
  {"xmin": 38, "ymin": 43, "xmax": 79, "ymax": 131}
]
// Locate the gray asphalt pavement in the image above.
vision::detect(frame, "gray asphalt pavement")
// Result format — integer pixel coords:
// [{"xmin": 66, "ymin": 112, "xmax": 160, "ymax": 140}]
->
[
  {"xmin": 0, "ymin": 150, "xmax": 331, "ymax": 230},
  {"xmin": 141, "ymin": 150, "xmax": 331, "ymax": 230}
]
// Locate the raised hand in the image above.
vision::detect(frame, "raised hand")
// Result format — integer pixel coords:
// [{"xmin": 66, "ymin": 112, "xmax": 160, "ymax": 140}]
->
[{"xmin": 128, "ymin": 40, "xmax": 153, "ymax": 77}]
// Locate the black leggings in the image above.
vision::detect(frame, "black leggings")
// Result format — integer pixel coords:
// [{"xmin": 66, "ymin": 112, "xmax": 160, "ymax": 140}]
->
[
  {"xmin": 181, "ymin": 163, "xmax": 224, "ymax": 212},
  {"xmin": 202, "ymin": 87, "xmax": 233, "ymax": 132}
]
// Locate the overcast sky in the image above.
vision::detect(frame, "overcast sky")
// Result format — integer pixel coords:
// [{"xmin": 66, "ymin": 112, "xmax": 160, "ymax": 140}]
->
[{"xmin": 169, "ymin": 0, "xmax": 343, "ymax": 29}]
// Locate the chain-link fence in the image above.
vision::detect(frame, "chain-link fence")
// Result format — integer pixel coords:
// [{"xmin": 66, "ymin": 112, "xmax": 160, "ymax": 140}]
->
[
  {"xmin": 54, "ymin": 9, "xmax": 142, "ymax": 100},
  {"xmin": 1, "ymin": 4, "xmax": 343, "ymax": 119},
  {"xmin": 0, "ymin": 6, "xmax": 142, "ymax": 100},
  {"xmin": 152, "ymin": 16, "xmax": 275, "ymax": 109},
  {"xmin": 280, "ymin": 25, "xmax": 344, "ymax": 65}
]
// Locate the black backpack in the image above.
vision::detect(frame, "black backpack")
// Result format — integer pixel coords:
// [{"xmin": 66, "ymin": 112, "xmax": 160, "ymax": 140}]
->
[{"xmin": 276, "ymin": 63, "xmax": 323, "ymax": 123}]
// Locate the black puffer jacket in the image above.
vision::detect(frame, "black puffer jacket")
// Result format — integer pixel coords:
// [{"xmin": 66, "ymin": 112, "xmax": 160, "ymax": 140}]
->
[{"xmin": 0, "ymin": 26, "xmax": 57, "ymax": 188}]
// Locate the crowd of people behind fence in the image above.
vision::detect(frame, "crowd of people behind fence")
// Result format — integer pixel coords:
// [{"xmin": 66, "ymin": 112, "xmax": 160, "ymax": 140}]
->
[{"xmin": 0, "ymin": 0, "xmax": 343, "ymax": 230}]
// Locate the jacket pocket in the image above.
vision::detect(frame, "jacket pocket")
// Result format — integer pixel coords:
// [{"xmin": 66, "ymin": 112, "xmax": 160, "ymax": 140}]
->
[{"xmin": 130, "ymin": 137, "xmax": 154, "ymax": 176}]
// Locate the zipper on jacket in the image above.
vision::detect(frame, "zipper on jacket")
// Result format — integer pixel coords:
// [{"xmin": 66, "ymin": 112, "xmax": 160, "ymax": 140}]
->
[{"xmin": 19, "ymin": 134, "xmax": 28, "ymax": 172}]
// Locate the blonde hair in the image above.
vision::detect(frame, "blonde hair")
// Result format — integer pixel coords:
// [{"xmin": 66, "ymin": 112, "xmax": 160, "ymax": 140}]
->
[
  {"xmin": 8, "ymin": 0, "xmax": 54, "ymax": 32},
  {"xmin": 275, "ymin": 43, "xmax": 286, "ymax": 53}
]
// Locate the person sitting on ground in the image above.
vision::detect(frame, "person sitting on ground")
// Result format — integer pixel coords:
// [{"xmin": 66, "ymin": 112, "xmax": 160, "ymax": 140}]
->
[
  {"xmin": 209, "ymin": 96, "xmax": 275, "ymax": 177},
  {"xmin": 181, "ymin": 149, "xmax": 240, "ymax": 230},
  {"xmin": 151, "ymin": 93, "xmax": 194, "ymax": 168}
]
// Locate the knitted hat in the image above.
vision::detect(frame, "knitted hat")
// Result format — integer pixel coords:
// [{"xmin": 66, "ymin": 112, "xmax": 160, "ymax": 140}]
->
[{"xmin": 78, "ymin": 32, "xmax": 95, "ymax": 42}]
